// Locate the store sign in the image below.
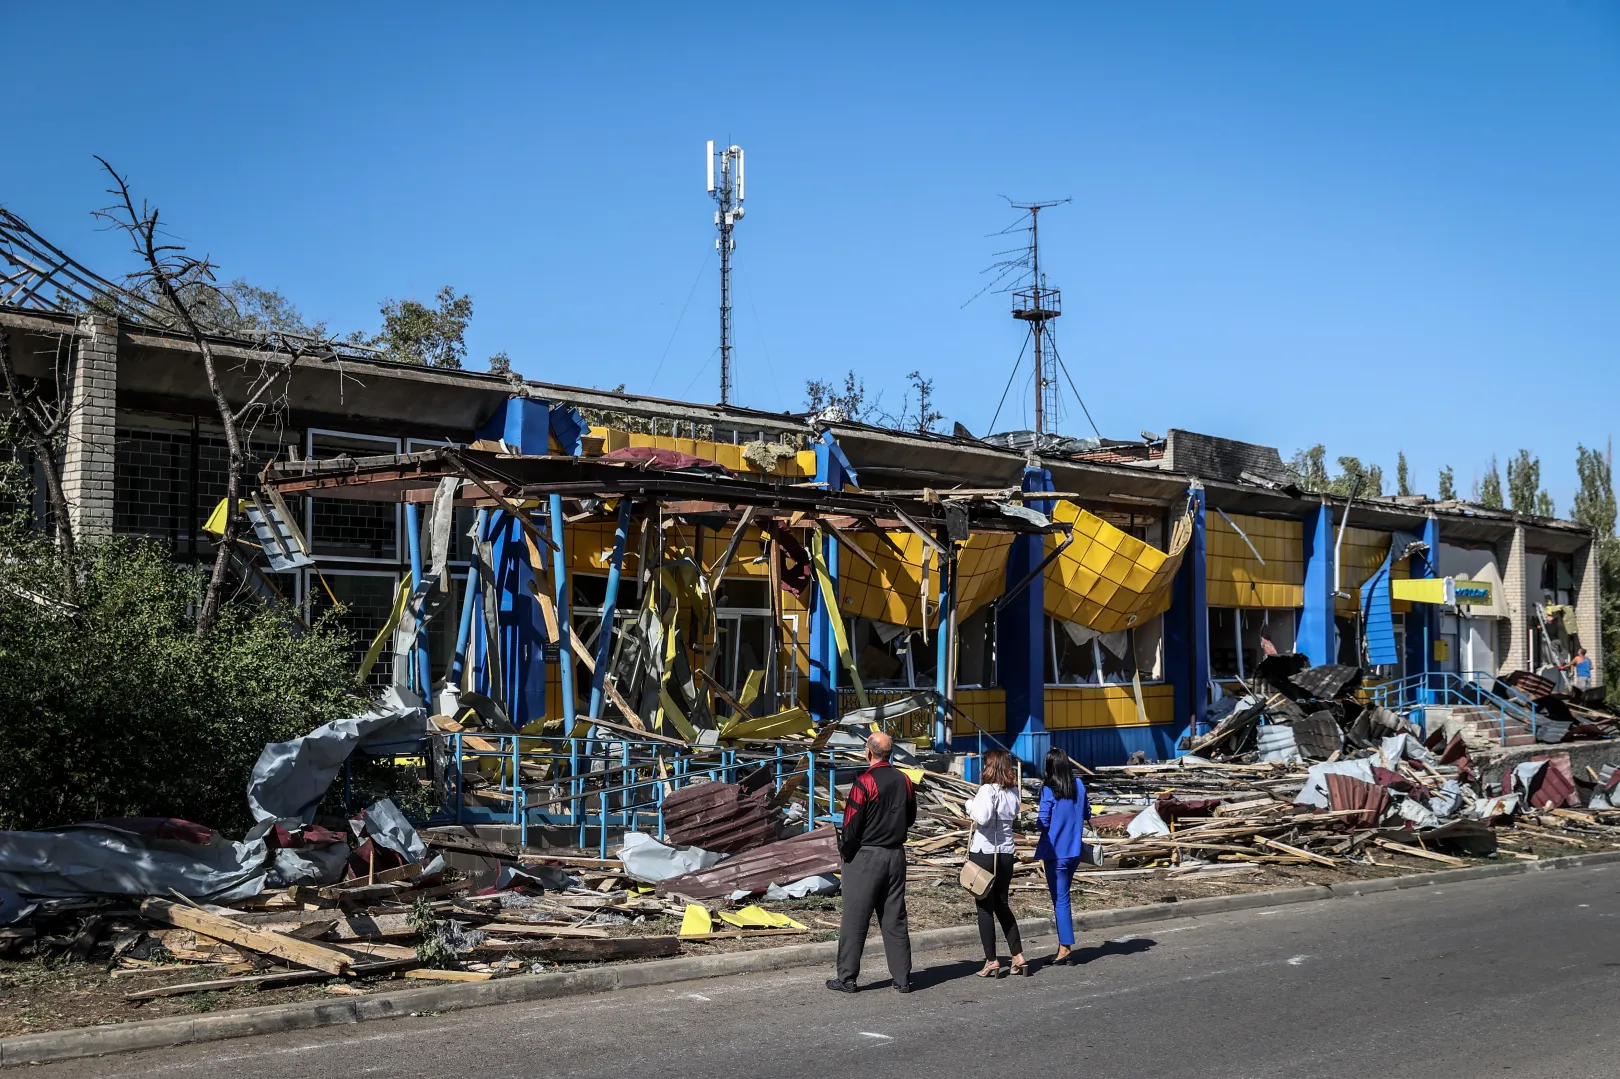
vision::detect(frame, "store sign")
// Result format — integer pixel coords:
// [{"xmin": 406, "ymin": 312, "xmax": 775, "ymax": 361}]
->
[
  {"xmin": 1391, "ymin": 576, "xmax": 1493, "ymax": 607},
  {"xmin": 1453, "ymin": 578, "xmax": 1492, "ymax": 606}
]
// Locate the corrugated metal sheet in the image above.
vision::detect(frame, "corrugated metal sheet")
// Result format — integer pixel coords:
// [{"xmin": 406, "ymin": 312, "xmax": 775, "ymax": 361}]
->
[
  {"xmin": 661, "ymin": 782, "xmax": 774, "ymax": 854},
  {"xmin": 655, "ymin": 825, "xmax": 840, "ymax": 900}
]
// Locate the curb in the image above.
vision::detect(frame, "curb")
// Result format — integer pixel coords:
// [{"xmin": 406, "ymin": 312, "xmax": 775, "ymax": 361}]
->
[{"xmin": 7, "ymin": 849, "xmax": 1620, "ymax": 1068}]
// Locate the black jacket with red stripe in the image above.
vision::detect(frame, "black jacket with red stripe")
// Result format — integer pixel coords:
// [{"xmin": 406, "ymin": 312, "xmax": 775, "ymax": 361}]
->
[{"xmin": 839, "ymin": 761, "xmax": 916, "ymax": 862}]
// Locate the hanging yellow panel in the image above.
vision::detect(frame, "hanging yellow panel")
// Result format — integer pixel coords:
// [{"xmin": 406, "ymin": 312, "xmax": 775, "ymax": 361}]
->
[
  {"xmin": 1335, "ymin": 527, "xmax": 1414, "ymax": 616},
  {"xmin": 835, "ymin": 532, "xmax": 1012, "ymax": 629},
  {"xmin": 1044, "ymin": 501, "xmax": 1191, "ymax": 632},
  {"xmin": 586, "ymin": 426, "xmax": 816, "ymax": 478},
  {"xmin": 1205, "ymin": 512, "xmax": 1304, "ymax": 609}
]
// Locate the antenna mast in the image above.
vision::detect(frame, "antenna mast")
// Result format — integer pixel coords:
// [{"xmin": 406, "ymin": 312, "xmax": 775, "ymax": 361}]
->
[
  {"xmin": 707, "ymin": 141, "xmax": 745, "ymax": 405},
  {"xmin": 1010, "ymin": 201, "xmax": 1064, "ymax": 434}
]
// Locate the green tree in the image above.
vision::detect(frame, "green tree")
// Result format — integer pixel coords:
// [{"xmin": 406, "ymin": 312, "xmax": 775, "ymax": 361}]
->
[
  {"xmin": 356, "ymin": 286, "xmax": 474, "ymax": 368},
  {"xmin": 1506, "ymin": 449, "xmax": 1548, "ymax": 515},
  {"xmin": 1572, "ymin": 442, "xmax": 1620, "ymax": 707},
  {"xmin": 488, "ymin": 350, "xmax": 513, "ymax": 376},
  {"xmin": 1290, "ymin": 445, "xmax": 1330, "ymax": 492},
  {"xmin": 1480, "ymin": 456, "xmax": 1504, "ymax": 508},
  {"xmin": 1327, "ymin": 456, "xmax": 1382, "ymax": 498},
  {"xmin": 804, "ymin": 370, "xmax": 872, "ymax": 422},
  {"xmin": 1438, "ymin": 465, "xmax": 1457, "ymax": 501},
  {"xmin": 1396, "ymin": 451, "xmax": 1411, "ymax": 497}
]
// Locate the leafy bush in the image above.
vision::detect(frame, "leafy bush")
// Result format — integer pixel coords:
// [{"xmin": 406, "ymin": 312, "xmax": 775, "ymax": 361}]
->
[{"xmin": 0, "ymin": 536, "xmax": 362, "ymax": 832}]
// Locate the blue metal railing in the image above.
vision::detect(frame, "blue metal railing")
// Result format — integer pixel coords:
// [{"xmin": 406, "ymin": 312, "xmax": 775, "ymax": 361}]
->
[
  {"xmin": 1368, "ymin": 670, "xmax": 1538, "ymax": 745},
  {"xmin": 433, "ymin": 731, "xmax": 855, "ymax": 856}
]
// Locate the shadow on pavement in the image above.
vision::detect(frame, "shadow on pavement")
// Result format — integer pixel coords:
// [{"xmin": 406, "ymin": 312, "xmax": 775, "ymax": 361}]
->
[
  {"xmin": 894, "ymin": 959, "xmax": 989, "ymax": 991},
  {"xmin": 1067, "ymin": 935, "xmax": 1157, "ymax": 967}
]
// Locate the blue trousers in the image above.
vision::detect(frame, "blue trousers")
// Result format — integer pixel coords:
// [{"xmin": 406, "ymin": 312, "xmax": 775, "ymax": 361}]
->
[{"xmin": 1044, "ymin": 855, "xmax": 1082, "ymax": 946}]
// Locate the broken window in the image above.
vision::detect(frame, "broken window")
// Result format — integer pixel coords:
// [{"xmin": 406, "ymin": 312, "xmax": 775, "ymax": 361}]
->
[
  {"xmin": 1043, "ymin": 616, "xmax": 1161, "ymax": 686},
  {"xmin": 308, "ymin": 569, "xmax": 402, "ymax": 688},
  {"xmin": 1209, "ymin": 608, "xmax": 1296, "ymax": 681},
  {"xmin": 956, "ymin": 606, "xmax": 996, "ymax": 688}
]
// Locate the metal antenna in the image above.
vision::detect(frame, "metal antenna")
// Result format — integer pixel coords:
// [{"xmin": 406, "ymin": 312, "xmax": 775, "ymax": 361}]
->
[
  {"xmin": 1008, "ymin": 200, "xmax": 1067, "ymax": 434},
  {"xmin": 707, "ymin": 141, "xmax": 745, "ymax": 405}
]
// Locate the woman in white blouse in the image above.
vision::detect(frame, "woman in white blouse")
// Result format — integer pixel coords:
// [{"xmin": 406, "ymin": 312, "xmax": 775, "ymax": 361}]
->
[{"xmin": 965, "ymin": 748, "xmax": 1029, "ymax": 977}]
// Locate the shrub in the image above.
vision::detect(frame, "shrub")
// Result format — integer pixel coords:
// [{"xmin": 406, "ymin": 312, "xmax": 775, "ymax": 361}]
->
[{"xmin": 0, "ymin": 536, "xmax": 362, "ymax": 832}]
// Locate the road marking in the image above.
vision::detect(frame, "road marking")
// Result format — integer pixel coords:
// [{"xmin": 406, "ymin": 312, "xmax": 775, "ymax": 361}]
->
[
  {"xmin": 684, "ymin": 992, "xmax": 713, "ymax": 1001},
  {"xmin": 1288, "ymin": 955, "xmax": 1309, "ymax": 966},
  {"xmin": 1579, "ymin": 904, "xmax": 1591, "ymax": 909},
  {"xmin": 860, "ymin": 1032, "xmax": 893, "ymax": 1040}
]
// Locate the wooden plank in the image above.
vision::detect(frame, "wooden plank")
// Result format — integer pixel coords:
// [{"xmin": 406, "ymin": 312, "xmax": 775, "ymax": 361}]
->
[
  {"xmin": 469, "ymin": 935, "xmax": 682, "ymax": 962},
  {"xmin": 404, "ymin": 968, "xmax": 492, "ymax": 982},
  {"xmin": 419, "ymin": 833, "xmax": 626, "ymax": 867},
  {"xmin": 319, "ymin": 862, "xmax": 422, "ymax": 898},
  {"xmin": 477, "ymin": 923, "xmax": 610, "ymax": 939},
  {"xmin": 677, "ymin": 928, "xmax": 808, "ymax": 941},
  {"xmin": 141, "ymin": 898, "xmax": 352, "ymax": 975},
  {"xmin": 1254, "ymin": 836, "xmax": 1338, "ymax": 867},
  {"xmin": 1371, "ymin": 837, "xmax": 1468, "ymax": 866}
]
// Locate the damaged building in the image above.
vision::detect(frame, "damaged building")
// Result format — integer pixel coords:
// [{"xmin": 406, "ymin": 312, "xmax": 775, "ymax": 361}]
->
[{"xmin": 0, "ymin": 298, "xmax": 1601, "ymax": 776}]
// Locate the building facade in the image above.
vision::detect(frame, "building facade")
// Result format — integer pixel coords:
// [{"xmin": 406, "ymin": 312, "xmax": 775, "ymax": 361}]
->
[{"xmin": 0, "ymin": 307, "xmax": 1603, "ymax": 767}]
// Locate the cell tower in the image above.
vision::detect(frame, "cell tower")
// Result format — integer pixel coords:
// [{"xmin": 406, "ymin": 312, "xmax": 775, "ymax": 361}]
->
[
  {"xmin": 707, "ymin": 141, "xmax": 745, "ymax": 405},
  {"xmin": 1010, "ymin": 201, "xmax": 1064, "ymax": 434}
]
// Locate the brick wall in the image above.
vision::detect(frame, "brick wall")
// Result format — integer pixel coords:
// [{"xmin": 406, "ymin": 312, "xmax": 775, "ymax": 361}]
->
[
  {"xmin": 1575, "ymin": 536, "xmax": 1605, "ymax": 687},
  {"xmin": 62, "ymin": 315, "xmax": 118, "ymax": 540},
  {"xmin": 1501, "ymin": 523, "xmax": 1529, "ymax": 674}
]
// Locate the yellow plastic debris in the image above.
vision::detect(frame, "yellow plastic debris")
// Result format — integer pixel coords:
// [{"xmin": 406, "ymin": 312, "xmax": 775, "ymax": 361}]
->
[
  {"xmin": 718, "ymin": 705, "xmax": 816, "ymax": 741},
  {"xmin": 679, "ymin": 904, "xmax": 713, "ymax": 937},
  {"xmin": 201, "ymin": 497, "xmax": 244, "ymax": 537},
  {"xmin": 717, "ymin": 905, "xmax": 807, "ymax": 931},
  {"xmin": 897, "ymin": 765, "xmax": 925, "ymax": 786}
]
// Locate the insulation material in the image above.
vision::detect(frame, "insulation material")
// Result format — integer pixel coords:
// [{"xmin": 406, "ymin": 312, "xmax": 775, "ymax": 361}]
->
[
  {"xmin": 620, "ymin": 833, "xmax": 725, "ymax": 884},
  {"xmin": 0, "ymin": 818, "xmax": 267, "ymax": 901},
  {"xmin": 1043, "ymin": 500, "xmax": 1193, "ymax": 632}
]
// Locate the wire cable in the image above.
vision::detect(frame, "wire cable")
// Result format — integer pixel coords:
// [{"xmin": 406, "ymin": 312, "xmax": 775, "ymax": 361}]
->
[
  {"xmin": 1052, "ymin": 336, "xmax": 1103, "ymax": 439},
  {"xmin": 986, "ymin": 326, "xmax": 1031, "ymax": 434},
  {"xmin": 648, "ymin": 249, "xmax": 713, "ymax": 393}
]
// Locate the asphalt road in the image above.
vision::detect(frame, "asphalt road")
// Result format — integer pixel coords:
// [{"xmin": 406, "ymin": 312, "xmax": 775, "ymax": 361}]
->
[{"xmin": 30, "ymin": 865, "xmax": 1620, "ymax": 1079}]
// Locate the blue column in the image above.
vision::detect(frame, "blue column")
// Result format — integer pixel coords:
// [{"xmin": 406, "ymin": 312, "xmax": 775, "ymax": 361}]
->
[
  {"xmin": 808, "ymin": 432, "xmax": 857, "ymax": 726},
  {"xmin": 473, "ymin": 396, "xmax": 553, "ymax": 723},
  {"xmin": 1404, "ymin": 514, "xmax": 1441, "ymax": 692},
  {"xmin": 1299, "ymin": 500, "xmax": 1336, "ymax": 669},
  {"xmin": 405, "ymin": 502, "xmax": 431, "ymax": 694},
  {"xmin": 999, "ymin": 467, "xmax": 1053, "ymax": 768},
  {"xmin": 588, "ymin": 498, "xmax": 633, "ymax": 720},
  {"xmin": 1165, "ymin": 483, "xmax": 1207, "ymax": 749},
  {"xmin": 549, "ymin": 494, "xmax": 576, "ymax": 732}
]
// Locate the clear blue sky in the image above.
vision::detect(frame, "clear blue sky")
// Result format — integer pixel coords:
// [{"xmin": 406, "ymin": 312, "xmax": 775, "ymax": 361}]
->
[{"xmin": 4, "ymin": 3, "xmax": 1619, "ymax": 513}]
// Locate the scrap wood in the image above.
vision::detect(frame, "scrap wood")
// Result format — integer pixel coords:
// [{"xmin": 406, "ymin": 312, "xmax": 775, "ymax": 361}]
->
[
  {"xmin": 420, "ymin": 832, "xmax": 625, "ymax": 868},
  {"xmin": 319, "ymin": 862, "xmax": 423, "ymax": 897},
  {"xmin": 678, "ymin": 928, "xmax": 809, "ymax": 941},
  {"xmin": 1370, "ymin": 837, "xmax": 1468, "ymax": 866},
  {"xmin": 140, "ymin": 898, "xmax": 352, "ymax": 975},
  {"xmin": 1254, "ymin": 835, "xmax": 1338, "ymax": 867},
  {"xmin": 470, "ymin": 935, "xmax": 682, "ymax": 961},
  {"xmin": 475, "ymin": 923, "xmax": 610, "ymax": 939},
  {"xmin": 404, "ymin": 969, "xmax": 493, "ymax": 982},
  {"xmin": 121, "ymin": 958, "xmax": 417, "ymax": 1001}
]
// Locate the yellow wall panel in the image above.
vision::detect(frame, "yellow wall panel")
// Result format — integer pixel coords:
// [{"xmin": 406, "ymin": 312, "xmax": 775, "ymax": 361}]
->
[
  {"xmin": 1205, "ymin": 512, "xmax": 1304, "ymax": 609},
  {"xmin": 952, "ymin": 687, "xmax": 1006, "ymax": 735},
  {"xmin": 1043, "ymin": 684, "xmax": 1174, "ymax": 729},
  {"xmin": 1045, "ymin": 501, "xmax": 1192, "ymax": 632}
]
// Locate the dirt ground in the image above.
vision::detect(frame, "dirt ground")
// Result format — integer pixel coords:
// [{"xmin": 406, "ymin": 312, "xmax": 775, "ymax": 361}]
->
[{"xmin": 1, "ymin": 829, "xmax": 1605, "ymax": 1040}]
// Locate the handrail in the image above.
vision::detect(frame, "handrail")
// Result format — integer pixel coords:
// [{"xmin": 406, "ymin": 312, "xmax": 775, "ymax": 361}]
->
[
  {"xmin": 1368, "ymin": 671, "xmax": 1539, "ymax": 746},
  {"xmin": 430, "ymin": 730, "xmax": 863, "ymax": 855}
]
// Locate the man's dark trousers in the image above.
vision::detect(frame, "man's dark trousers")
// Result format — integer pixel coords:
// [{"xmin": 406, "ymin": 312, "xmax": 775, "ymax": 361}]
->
[{"xmin": 836, "ymin": 845, "xmax": 911, "ymax": 986}]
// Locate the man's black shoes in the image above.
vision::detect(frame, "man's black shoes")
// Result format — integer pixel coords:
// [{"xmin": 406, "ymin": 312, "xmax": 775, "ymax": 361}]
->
[{"xmin": 826, "ymin": 978, "xmax": 858, "ymax": 994}]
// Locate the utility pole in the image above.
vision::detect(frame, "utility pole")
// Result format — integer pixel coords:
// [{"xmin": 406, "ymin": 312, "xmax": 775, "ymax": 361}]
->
[
  {"xmin": 1011, "ymin": 202, "xmax": 1063, "ymax": 434},
  {"xmin": 707, "ymin": 141, "xmax": 745, "ymax": 405}
]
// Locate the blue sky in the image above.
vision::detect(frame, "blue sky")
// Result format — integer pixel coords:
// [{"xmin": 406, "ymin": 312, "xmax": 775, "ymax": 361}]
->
[{"xmin": 3, "ymin": 2, "xmax": 1619, "ymax": 512}]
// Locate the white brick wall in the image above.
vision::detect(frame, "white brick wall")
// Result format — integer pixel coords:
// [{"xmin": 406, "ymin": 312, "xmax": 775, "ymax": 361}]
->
[
  {"xmin": 1576, "ymin": 536, "xmax": 1604, "ymax": 688},
  {"xmin": 62, "ymin": 314, "xmax": 117, "ymax": 540},
  {"xmin": 1500, "ymin": 523, "xmax": 1528, "ymax": 674}
]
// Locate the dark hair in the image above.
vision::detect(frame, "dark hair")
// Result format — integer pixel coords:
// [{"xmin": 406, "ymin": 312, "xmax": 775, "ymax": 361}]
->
[
  {"xmin": 1043, "ymin": 748, "xmax": 1078, "ymax": 801},
  {"xmin": 982, "ymin": 748, "xmax": 1018, "ymax": 788}
]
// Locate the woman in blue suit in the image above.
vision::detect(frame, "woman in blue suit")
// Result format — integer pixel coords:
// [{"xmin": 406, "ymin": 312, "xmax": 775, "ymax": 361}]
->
[{"xmin": 1035, "ymin": 748, "xmax": 1089, "ymax": 964}]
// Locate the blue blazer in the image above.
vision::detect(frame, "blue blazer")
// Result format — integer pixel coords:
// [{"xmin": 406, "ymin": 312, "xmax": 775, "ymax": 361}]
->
[{"xmin": 1035, "ymin": 782, "xmax": 1090, "ymax": 863}]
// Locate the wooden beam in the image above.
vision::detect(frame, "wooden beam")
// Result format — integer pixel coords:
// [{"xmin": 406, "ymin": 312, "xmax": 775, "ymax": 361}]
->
[
  {"xmin": 140, "ymin": 899, "xmax": 352, "ymax": 975},
  {"xmin": 820, "ymin": 518, "xmax": 879, "ymax": 570}
]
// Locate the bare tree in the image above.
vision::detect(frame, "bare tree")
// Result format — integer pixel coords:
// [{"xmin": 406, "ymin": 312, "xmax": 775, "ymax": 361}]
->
[
  {"xmin": 0, "ymin": 328, "xmax": 78, "ymax": 601},
  {"xmin": 93, "ymin": 158, "xmax": 297, "ymax": 634}
]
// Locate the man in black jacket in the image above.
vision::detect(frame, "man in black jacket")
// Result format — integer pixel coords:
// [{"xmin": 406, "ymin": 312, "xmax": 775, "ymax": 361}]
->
[{"xmin": 828, "ymin": 731, "xmax": 916, "ymax": 994}]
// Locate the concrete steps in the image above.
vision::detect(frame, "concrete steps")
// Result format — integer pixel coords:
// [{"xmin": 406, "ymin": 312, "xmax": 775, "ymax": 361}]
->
[{"xmin": 1453, "ymin": 704, "xmax": 1536, "ymax": 748}]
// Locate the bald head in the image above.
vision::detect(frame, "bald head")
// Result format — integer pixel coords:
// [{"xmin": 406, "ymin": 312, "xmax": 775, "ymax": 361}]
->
[{"xmin": 865, "ymin": 731, "xmax": 894, "ymax": 763}]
